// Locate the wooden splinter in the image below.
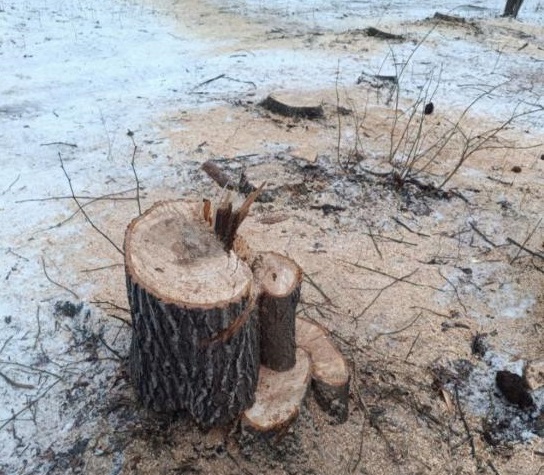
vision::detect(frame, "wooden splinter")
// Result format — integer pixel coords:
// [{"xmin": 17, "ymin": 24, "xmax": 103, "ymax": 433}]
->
[{"xmin": 253, "ymin": 252, "xmax": 303, "ymax": 372}]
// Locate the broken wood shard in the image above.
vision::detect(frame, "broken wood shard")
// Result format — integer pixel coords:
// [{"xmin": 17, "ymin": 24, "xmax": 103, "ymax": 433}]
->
[
  {"xmin": 260, "ymin": 93, "xmax": 324, "ymax": 120},
  {"xmin": 242, "ymin": 348, "xmax": 311, "ymax": 433},
  {"xmin": 213, "ymin": 183, "xmax": 265, "ymax": 251},
  {"xmin": 296, "ymin": 318, "xmax": 350, "ymax": 422},
  {"xmin": 124, "ymin": 201, "xmax": 259, "ymax": 427},
  {"xmin": 254, "ymin": 252, "xmax": 302, "ymax": 371}
]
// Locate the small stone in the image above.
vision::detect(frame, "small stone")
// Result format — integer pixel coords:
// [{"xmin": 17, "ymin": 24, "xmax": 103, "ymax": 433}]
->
[
  {"xmin": 511, "ymin": 165, "xmax": 522, "ymax": 173},
  {"xmin": 424, "ymin": 102, "xmax": 434, "ymax": 115}
]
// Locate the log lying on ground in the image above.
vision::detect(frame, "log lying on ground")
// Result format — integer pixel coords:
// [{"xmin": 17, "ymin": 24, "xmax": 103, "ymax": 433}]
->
[
  {"xmin": 124, "ymin": 201, "xmax": 260, "ymax": 427},
  {"xmin": 253, "ymin": 252, "xmax": 302, "ymax": 371},
  {"xmin": 296, "ymin": 318, "xmax": 350, "ymax": 422},
  {"xmin": 260, "ymin": 93, "xmax": 324, "ymax": 120},
  {"xmin": 363, "ymin": 26, "xmax": 405, "ymax": 41},
  {"xmin": 242, "ymin": 348, "xmax": 311, "ymax": 434}
]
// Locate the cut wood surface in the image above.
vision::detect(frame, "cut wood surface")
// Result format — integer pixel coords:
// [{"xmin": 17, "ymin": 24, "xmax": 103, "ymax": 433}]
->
[
  {"xmin": 242, "ymin": 348, "xmax": 311, "ymax": 433},
  {"xmin": 296, "ymin": 317, "xmax": 350, "ymax": 422},
  {"xmin": 253, "ymin": 252, "xmax": 302, "ymax": 371},
  {"xmin": 125, "ymin": 201, "xmax": 252, "ymax": 307},
  {"xmin": 260, "ymin": 93, "xmax": 324, "ymax": 120},
  {"xmin": 125, "ymin": 200, "xmax": 259, "ymax": 427}
]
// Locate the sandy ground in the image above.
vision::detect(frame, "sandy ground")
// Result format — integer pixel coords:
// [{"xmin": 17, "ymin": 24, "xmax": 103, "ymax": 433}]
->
[{"xmin": 1, "ymin": 0, "xmax": 544, "ymax": 474}]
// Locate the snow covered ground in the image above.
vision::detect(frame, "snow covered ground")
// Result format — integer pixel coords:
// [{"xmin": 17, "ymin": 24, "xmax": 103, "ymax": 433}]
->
[{"xmin": 0, "ymin": 0, "xmax": 543, "ymax": 473}]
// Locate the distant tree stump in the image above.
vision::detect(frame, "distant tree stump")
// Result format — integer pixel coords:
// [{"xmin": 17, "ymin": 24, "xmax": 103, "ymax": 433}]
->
[
  {"xmin": 502, "ymin": 0, "xmax": 524, "ymax": 17},
  {"xmin": 124, "ymin": 201, "xmax": 259, "ymax": 427},
  {"xmin": 253, "ymin": 252, "xmax": 302, "ymax": 371}
]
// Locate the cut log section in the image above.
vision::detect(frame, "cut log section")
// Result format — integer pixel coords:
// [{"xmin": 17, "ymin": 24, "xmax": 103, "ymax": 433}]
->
[
  {"xmin": 260, "ymin": 93, "xmax": 324, "ymax": 120},
  {"xmin": 242, "ymin": 348, "xmax": 311, "ymax": 433},
  {"xmin": 124, "ymin": 200, "xmax": 260, "ymax": 427},
  {"xmin": 253, "ymin": 252, "xmax": 302, "ymax": 371},
  {"xmin": 296, "ymin": 318, "xmax": 350, "ymax": 422}
]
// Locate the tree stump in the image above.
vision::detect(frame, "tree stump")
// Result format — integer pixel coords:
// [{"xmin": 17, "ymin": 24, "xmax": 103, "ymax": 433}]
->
[
  {"xmin": 260, "ymin": 93, "xmax": 324, "ymax": 120},
  {"xmin": 253, "ymin": 252, "xmax": 302, "ymax": 371},
  {"xmin": 124, "ymin": 201, "xmax": 260, "ymax": 427}
]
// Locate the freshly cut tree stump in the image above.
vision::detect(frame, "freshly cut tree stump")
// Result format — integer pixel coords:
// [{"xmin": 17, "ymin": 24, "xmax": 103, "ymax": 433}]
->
[
  {"xmin": 253, "ymin": 252, "xmax": 302, "ymax": 371},
  {"xmin": 260, "ymin": 93, "xmax": 324, "ymax": 120},
  {"xmin": 124, "ymin": 201, "xmax": 260, "ymax": 427},
  {"xmin": 296, "ymin": 318, "xmax": 350, "ymax": 422},
  {"xmin": 242, "ymin": 348, "xmax": 311, "ymax": 433}
]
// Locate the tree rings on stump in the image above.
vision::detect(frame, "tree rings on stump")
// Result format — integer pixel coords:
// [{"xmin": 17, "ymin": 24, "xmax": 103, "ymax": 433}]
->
[
  {"xmin": 260, "ymin": 93, "xmax": 324, "ymax": 120},
  {"xmin": 253, "ymin": 252, "xmax": 302, "ymax": 372},
  {"xmin": 242, "ymin": 348, "xmax": 311, "ymax": 434},
  {"xmin": 124, "ymin": 201, "xmax": 259, "ymax": 427},
  {"xmin": 296, "ymin": 318, "xmax": 350, "ymax": 422}
]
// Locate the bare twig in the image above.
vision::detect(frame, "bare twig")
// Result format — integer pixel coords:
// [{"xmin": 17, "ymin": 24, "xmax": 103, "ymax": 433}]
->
[
  {"xmin": 391, "ymin": 216, "xmax": 430, "ymax": 237},
  {"xmin": 339, "ymin": 259, "xmax": 443, "ymax": 292},
  {"xmin": 509, "ymin": 218, "xmax": 542, "ymax": 263},
  {"xmin": 1, "ymin": 174, "xmax": 20, "ymax": 195},
  {"xmin": 192, "ymin": 73, "xmax": 256, "ymax": 91},
  {"xmin": 438, "ymin": 269, "xmax": 467, "ymax": 314},
  {"xmin": 355, "ymin": 269, "xmax": 418, "ymax": 322},
  {"xmin": 58, "ymin": 153, "xmax": 124, "ymax": 255},
  {"xmin": 128, "ymin": 131, "xmax": 142, "ymax": 215},
  {"xmin": 0, "ymin": 335, "xmax": 14, "ymax": 356},
  {"xmin": 374, "ymin": 312, "xmax": 422, "ymax": 340},
  {"xmin": 41, "ymin": 256, "xmax": 79, "ymax": 300},
  {"xmin": 303, "ymin": 272, "xmax": 334, "ymax": 306},
  {"xmin": 0, "ymin": 360, "xmax": 63, "ymax": 381},
  {"xmin": 91, "ymin": 300, "xmax": 130, "ymax": 313},
  {"xmin": 106, "ymin": 313, "xmax": 132, "ymax": 327},
  {"xmin": 81, "ymin": 263, "xmax": 123, "ymax": 273},
  {"xmin": 98, "ymin": 335, "xmax": 124, "ymax": 360},
  {"xmin": 468, "ymin": 221, "xmax": 497, "ymax": 247},
  {"xmin": 0, "ymin": 380, "xmax": 61, "ymax": 432},
  {"xmin": 40, "ymin": 142, "xmax": 78, "ymax": 148},
  {"xmin": 0, "ymin": 371, "xmax": 35, "ymax": 390},
  {"xmin": 17, "ymin": 188, "xmax": 139, "ymax": 203},
  {"xmin": 454, "ymin": 385, "xmax": 480, "ymax": 468},
  {"xmin": 404, "ymin": 331, "xmax": 421, "ymax": 361},
  {"xmin": 335, "ymin": 60, "xmax": 343, "ymax": 169},
  {"xmin": 33, "ymin": 306, "xmax": 41, "ymax": 350},
  {"xmin": 507, "ymin": 237, "xmax": 544, "ymax": 261}
]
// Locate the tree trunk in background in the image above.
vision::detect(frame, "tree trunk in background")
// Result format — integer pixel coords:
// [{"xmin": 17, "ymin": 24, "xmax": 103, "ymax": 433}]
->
[
  {"xmin": 503, "ymin": 0, "xmax": 524, "ymax": 17},
  {"xmin": 125, "ymin": 201, "xmax": 259, "ymax": 427}
]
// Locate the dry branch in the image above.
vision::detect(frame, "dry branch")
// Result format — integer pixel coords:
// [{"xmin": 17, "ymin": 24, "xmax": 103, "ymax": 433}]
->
[{"xmin": 58, "ymin": 153, "xmax": 124, "ymax": 255}]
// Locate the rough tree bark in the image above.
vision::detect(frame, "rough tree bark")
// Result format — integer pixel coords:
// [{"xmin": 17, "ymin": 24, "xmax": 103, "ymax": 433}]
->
[
  {"xmin": 253, "ymin": 252, "xmax": 302, "ymax": 371},
  {"xmin": 125, "ymin": 201, "xmax": 260, "ymax": 427}
]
